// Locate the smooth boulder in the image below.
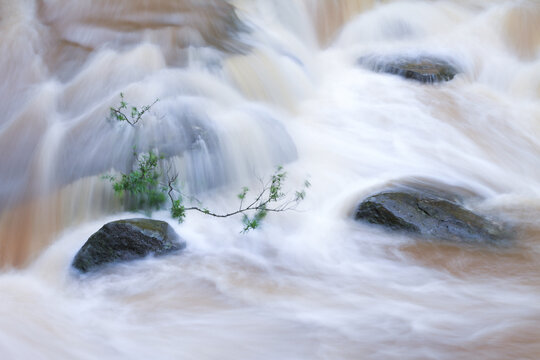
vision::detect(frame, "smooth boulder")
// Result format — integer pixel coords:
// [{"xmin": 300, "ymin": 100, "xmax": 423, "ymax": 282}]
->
[
  {"xmin": 354, "ymin": 186, "xmax": 505, "ymax": 244},
  {"xmin": 72, "ymin": 218, "xmax": 185, "ymax": 273},
  {"xmin": 359, "ymin": 55, "xmax": 458, "ymax": 83}
]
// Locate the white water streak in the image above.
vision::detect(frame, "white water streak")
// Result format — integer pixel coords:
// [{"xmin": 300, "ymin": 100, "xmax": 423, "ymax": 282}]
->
[{"xmin": 1, "ymin": 0, "xmax": 540, "ymax": 359}]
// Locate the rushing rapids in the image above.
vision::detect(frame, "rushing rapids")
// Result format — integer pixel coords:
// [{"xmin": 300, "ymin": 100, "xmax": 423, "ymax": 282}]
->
[{"xmin": 1, "ymin": 0, "xmax": 539, "ymax": 359}]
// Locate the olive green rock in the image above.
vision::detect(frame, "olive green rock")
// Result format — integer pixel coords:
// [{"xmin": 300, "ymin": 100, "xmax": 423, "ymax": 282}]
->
[
  {"xmin": 355, "ymin": 188, "xmax": 505, "ymax": 244},
  {"xmin": 359, "ymin": 55, "xmax": 458, "ymax": 83},
  {"xmin": 72, "ymin": 218, "xmax": 185, "ymax": 273}
]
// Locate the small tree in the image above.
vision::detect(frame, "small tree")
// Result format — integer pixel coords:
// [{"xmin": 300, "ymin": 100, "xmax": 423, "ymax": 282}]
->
[{"xmin": 105, "ymin": 95, "xmax": 309, "ymax": 232}]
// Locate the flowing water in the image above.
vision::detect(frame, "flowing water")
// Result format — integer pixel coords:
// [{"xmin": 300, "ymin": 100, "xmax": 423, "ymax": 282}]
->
[{"xmin": 1, "ymin": 0, "xmax": 540, "ymax": 359}]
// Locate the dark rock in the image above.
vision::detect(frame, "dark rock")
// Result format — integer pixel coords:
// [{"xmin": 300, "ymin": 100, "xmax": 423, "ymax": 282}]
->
[
  {"xmin": 72, "ymin": 218, "xmax": 185, "ymax": 273},
  {"xmin": 354, "ymin": 185, "xmax": 505, "ymax": 244},
  {"xmin": 359, "ymin": 55, "xmax": 458, "ymax": 83}
]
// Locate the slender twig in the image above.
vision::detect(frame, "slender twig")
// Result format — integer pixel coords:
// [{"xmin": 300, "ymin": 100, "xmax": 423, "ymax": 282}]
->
[{"xmin": 109, "ymin": 96, "xmax": 159, "ymax": 127}]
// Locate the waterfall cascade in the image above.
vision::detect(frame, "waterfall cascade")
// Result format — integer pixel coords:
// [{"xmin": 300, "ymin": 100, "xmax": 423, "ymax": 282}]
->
[{"xmin": 1, "ymin": 0, "xmax": 539, "ymax": 359}]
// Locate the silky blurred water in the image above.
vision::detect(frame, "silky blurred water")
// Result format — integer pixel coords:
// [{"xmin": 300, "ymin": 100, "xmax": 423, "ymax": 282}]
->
[{"xmin": 0, "ymin": 0, "xmax": 539, "ymax": 359}]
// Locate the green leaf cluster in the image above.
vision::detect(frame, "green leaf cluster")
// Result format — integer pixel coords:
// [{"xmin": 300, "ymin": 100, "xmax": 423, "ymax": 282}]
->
[
  {"xmin": 241, "ymin": 208, "xmax": 267, "ymax": 233},
  {"xmin": 171, "ymin": 199, "xmax": 186, "ymax": 223},
  {"xmin": 107, "ymin": 149, "xmax": 166, "ymax": 211}
]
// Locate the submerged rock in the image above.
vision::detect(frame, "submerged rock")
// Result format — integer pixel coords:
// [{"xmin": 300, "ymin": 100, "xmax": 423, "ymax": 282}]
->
[
  {"xmin": 359, "ymin": 55, "xmax": 458, "ymax": 83},
  {"xmin": 354, "ymin": 184, "xmax": 505, "ymax": 244},
  {"xmin": 72, "ymin": 218, "xmax": 185, "ymax": 273}
]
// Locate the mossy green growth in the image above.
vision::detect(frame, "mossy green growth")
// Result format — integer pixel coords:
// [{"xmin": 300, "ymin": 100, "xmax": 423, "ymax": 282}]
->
[{"xmin": 116, "ymin": 218, "xmax": 167, "ymax": 233}]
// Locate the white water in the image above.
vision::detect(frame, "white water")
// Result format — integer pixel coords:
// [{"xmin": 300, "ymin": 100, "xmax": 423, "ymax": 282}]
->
[{"xmin": 1, "ymin": 0, "xmax": 540, "ymax": 359}]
